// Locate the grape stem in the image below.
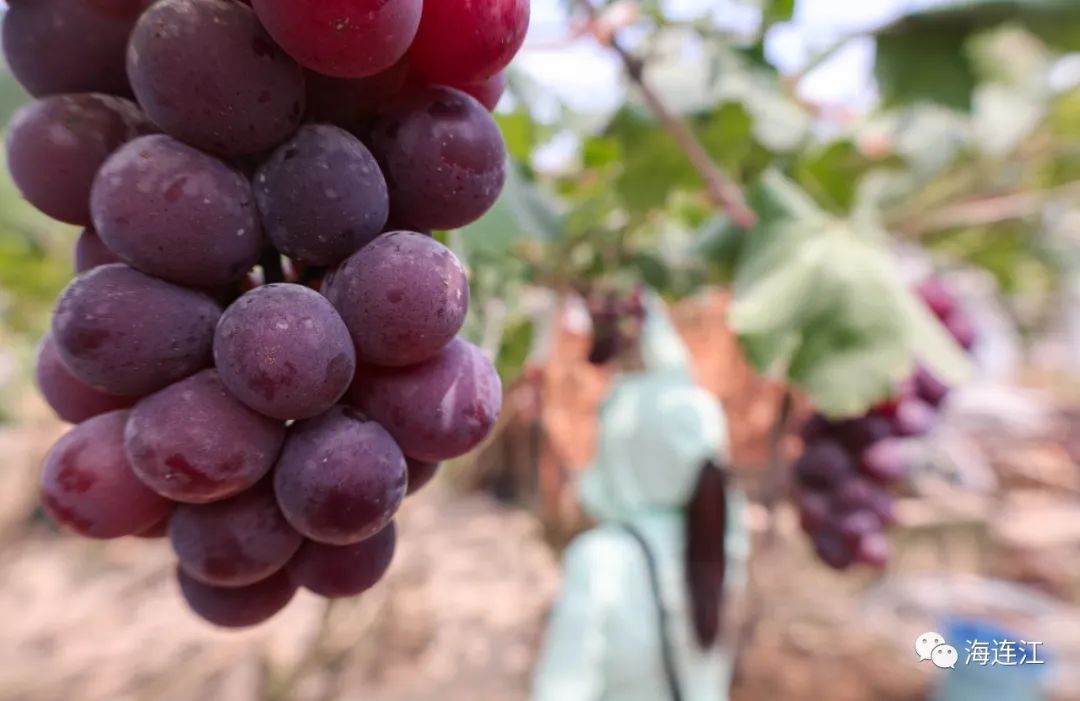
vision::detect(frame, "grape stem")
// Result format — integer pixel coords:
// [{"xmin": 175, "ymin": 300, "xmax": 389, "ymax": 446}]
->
[{"xmin": 573, "ymin": 0, "xmax": 757, "ymax": 230}]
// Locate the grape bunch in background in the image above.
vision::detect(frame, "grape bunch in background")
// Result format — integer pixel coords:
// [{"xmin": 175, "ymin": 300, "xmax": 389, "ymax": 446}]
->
[
  {"xmin": 793, "ymin": 280, "xmax": 976, "ymax": 571},
  {"xmin": 5, "ymin": 0, "xmax": 529, "ymax": 628}
]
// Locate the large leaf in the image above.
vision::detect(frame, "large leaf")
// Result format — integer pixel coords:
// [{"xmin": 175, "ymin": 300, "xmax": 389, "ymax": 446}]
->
[
  {"xmin": 873, "ymin": 0, "xmax": 1080, "ymax": 110},
  {"xmin": 729, "ymin": 172, "xmax": 970, "ymax": 417}
]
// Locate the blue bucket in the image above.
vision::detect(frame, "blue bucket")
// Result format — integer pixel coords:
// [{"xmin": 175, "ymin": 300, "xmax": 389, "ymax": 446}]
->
[{"xmin": 930, "ymin": 618, "xmax": 1051, "ymax": 701}]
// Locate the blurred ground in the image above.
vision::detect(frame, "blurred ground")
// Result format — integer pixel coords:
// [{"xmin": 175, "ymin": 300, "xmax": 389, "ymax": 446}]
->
[{"xmin": 2, "ymin": 407, "xmax": 1080, "ymax": 701}]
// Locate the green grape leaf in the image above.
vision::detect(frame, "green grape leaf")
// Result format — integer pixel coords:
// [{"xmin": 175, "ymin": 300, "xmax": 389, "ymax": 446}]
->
[{"xmin": 729, "ymin": 172, "xmax": 971, "ymax": 417}]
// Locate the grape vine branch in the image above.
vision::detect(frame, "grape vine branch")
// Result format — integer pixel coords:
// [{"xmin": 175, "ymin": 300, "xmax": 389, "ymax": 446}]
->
[{"xmin": 573, "ymin": 0, "xmax": 758, "ymax": 230}]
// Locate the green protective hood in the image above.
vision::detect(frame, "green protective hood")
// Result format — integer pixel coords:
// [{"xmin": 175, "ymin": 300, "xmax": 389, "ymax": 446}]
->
[{"xmin": 579, "ymin": 292, "xmax": 731, "ymax": 523}]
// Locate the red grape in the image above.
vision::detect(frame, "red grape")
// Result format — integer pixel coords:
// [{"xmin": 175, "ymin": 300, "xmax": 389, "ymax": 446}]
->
[
  {"xmin": 35, "ymin": 333, "xmax": 136, "ymax": 424},
  {"xmin": 177, "ymin": 568, "xmax": 297, "ymax": 628},
  {"xmin": 289, "ymin": 522, "xmax": 396, "ymax": 598},
  {"xmin": 125, "ymin": 370, "xmax": 286, "ymax": 504},
  {"xmin": 40, "ymin": 410, "xmax": 173, "ymax": 539},
  {"xmin": 6, "ymin": 94, "xmax": 150, "ymax": 225},
  {"xmin": 251, "ymin": 0, "xmax": 422, "ymax": 79},
  {"xmin": 409, "ymin": 0, "xmax": 530, "ymax": 85}
]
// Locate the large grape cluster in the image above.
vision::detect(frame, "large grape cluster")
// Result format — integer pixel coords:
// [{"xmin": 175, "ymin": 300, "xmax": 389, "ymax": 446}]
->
[
  {"xmin": 793, "ymin": 280, "xmax": 975, "ymax": 571},
  {"xmin": 6, "ymin": 0, "xmax": 529, "ymax": 628}
]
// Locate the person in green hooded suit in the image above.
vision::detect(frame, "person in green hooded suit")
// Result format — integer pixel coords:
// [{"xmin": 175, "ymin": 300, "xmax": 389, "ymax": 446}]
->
[{"xmin": 531, "ymin": 291, "xmax": 749, "ymax": 701}]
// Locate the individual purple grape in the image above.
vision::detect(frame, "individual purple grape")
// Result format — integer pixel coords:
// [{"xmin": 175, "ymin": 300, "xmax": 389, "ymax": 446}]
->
[
  {"xmin": 274, "ymin": 406, "xmax": 407, "ymax": 545},
  {"xmin": 2, "ymin": 0, "xmax": 152, "ymax": 97},
  {"xmin": 5, "ymin": 94, "xmax": 150, "ymax": 225},
  {"xmin": 304, "ymin": 60, "xmax": 412, "ymax": 134},
  {"xmin": 52, "ymin": 264, "xmax": 222, "ymax": 396},
  {"xmin": 91, "ymin": 135, "xmax": 263, "ymax": 287},
  {"xmin": 914, "ymin": 366, "xmax": 950, "ymax": 408},
  {"xmin": 831, "ymin": 413, "xmax": 894, "ymax": 451},
  {"xmin": 288, "ymin": 522, "xmax": 396, "ymax": 598},
  {"xmin": 797, "ymin": 490, "xmax": 830, "ymax": 532},
  {"xmin": 855, "ymin": 531, "xmax": 891, "ymax": 568},
  {"xmin": 326, "ymin": 232, "xmax": 468, "ymax": 367},
  {"xmin": 213, "ymin": 284, "xmax": 356, "ymax": 420},
  {"xmin": 127, "ymin": 0, "xmax": 305, "ymax": 157},
  {"xmin": 860, "ymin": 438, "xmax": 909, "ymax": 484},
  {"xmin": 368, "ymin": 86, "xmax": 507, "ymax": 231},
  {"xmin": 124, "ymin": 370, "xmax": 286, "ymax": 504},
  {"xmin": 40, "ymin": 410, "xmax": 173, "ymax": 539},
  {"xmin": 837, "ymin": 510, "xmax": 882, "ymax": 544},
  {"xmin": 833, "ymin": 477, "xmax": 884, "ymax": 514},
  {"xmin": 250, "ymin": 0, "xmax": 421, "ymax": 79},
  {"xmin": 169, "ymin": 482, "xmax": 302, "ymax": 587},
  {"xmin": 812, "ymin": 528, "xmax": 855, "ymax": 570},
  {"xmin": 793, "ymin": 440, "xmax": 853, "ymax": 490},
  {"xmin": 406, "ymin": 459, "xmax": 439, "ymax": 496},
  {"xmin": 351, "ymin": 338, "xmax": 503, "ymax": 462},
  {"xmin": 800, "ymin": 413, "xmax": 831, "ymax": 443},
  {"xmin": 892, "ymin": 399, "xmax": 936, "ymax": 437},
  {"xmin": 35, "ymin": 333, "xmax": 136, "ymax": 424},
  {"xmin": 254, "ymin": 125, "xmax": 388, "ymax": 267},
  {"xmin": 177, "ymin": 568, "xmax": 297, "ymax": 628},
  {"xmin": 74, "ymin": 228, "xmax": 122, "ymax": 273}
]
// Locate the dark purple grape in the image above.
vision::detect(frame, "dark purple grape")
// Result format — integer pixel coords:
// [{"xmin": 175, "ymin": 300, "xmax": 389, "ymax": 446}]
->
[
  {"xmin": 92, "ymin": 135, "xmax": 263, "ymax": 287},
  {"xmin": 52, "ymin": 264, "xmax": 222, "ymax": 396},
  {"xmin": 251, "ymin": 0, "xmax": 421, "ymax": 79},
  {"xmin": 6, "ymin": 94, "xmax": 150, "ymax": 225},
  {"xmin": 2, "ymin": 0, "xmax": 152, "ymax": 97},
  {"xmin": 304, "ymin": 60, "xmax": 411, "ymax": 134},
  {"xmin": 832, "ymin": 413, "xmax": 894, "ymax": 451},
  {"xmin": 914, "ymin": 366, "xmax": 950, "ymax": 408},
  {"xmin": 892, "ymin": 399, "xmax": 936, "ymax": 437},
  {"xmin": 797, "ymin": 490, "xmax": 830, "ymax": 533},
  {"xmin": 369, "ymin": 86, "xmax": 506, "ymax": 231},
  {"xmin": 860, "ymin": 438, "xmax": 909, "ymax": 484},
  {"xmin": 170, "ymin": 482, "xmax": 302, "ymax": 587},
  {"xmin": 327, "ymin": 232, "xmax": 468, "ymax": 367},
  {"xmin": 74, "ymin": 227, "xmax": 122, "ymax": 273},
  {"xmin": 40, "ymin": 410, "xmax": 173, "ymax": 539},
  {"xmin": 254, "ymin": 125, "xmax": 388, "ymax": 267},
  {"xmin": 812, "ymin": 528, "xmax": 855, "ymax": 570},
  {"xmin": 127, "ymin": 0, "xmax": 305, "ymax": 157},
  {"xmin": 274, "ymin": 406, "xmax": 407, "ymax": 545},
  {"xmin": 177, "ymin": 568, "xmax": 297, "ymax": 628},
  {"xmin": 125, "ymin": 370, "xmax": 286, "ymax": 503},
  {"xmin": 213, "ymin": 284, "xmax": 356, "ymax": 420},
  {"xmin": 855, "ymin": 531, "xmax": 891, "ymax": 568},
  {"xmin": 288, "ymin": 522, "xmax": 396, "ymax": 598},
  {"xmin": 793, "ymin": 440, "xmax": 853, "ymax": 490},
  {"xmin": 35, "ymin": 333, "xmax": 136, "ymax": 424},
  {"xmin": 351, "ymin": 338, "xmax": 503, "ymax": 462},
  {"xmin": 833, "ymin": 477, "xmax": 884, "ymax": 514},
  {"xmin": 406, "ymin": 459, "xmax": 439, "ymax": 496},
  {"xmin": 800, "ymin": 413, "xmax": 831, "ymax": 443}
]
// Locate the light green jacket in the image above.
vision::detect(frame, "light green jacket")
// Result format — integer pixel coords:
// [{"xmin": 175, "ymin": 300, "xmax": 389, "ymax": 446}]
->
[{"xmin": 532, "ymin": 293, "xmax": 749, "ymax": 701}]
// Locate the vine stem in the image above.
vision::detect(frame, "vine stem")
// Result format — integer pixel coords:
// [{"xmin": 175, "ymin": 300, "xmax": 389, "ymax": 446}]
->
[{"xmin": 573, "ymin": 0, "xmax": 757, "ymax": 230}]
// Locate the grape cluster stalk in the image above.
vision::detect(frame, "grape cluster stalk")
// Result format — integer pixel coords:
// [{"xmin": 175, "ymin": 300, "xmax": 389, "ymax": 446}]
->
[
  {"xmin": 793, "ymin": 280, "xmax": 976, "ymax": 570},
  {"xmin": 6, "ymin": 0, "xmax": 530, "ymax": 628}
]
